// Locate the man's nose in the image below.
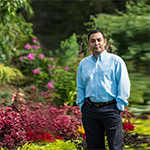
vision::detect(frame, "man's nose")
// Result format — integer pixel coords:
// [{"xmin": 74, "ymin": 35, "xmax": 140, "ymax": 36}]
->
[{"xmin": 95, "ymin": 40, "xmax": 99, "ymax": 45}]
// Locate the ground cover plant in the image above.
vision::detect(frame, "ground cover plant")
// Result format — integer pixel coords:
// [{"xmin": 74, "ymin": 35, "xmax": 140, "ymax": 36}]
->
[
  {"xmin": 0, "ymin": 92, "xmax": 150, "ymax": 150},
  {"xmin": 0, "ymin": 92, "xmax": 81, "ymax": 149},
  {"xmin": 1, "ymin": 140, "xmax": 77, "ymax": 150}
]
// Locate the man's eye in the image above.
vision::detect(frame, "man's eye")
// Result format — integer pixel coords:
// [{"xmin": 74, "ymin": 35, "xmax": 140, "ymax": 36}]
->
[{"xmin": 91, "ymin": 40, "xmax": 95, "ymax": 43}]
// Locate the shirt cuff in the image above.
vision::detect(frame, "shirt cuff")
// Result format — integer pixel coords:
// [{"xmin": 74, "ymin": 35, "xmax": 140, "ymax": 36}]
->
[
  {"xmin": 116, "ymin": 100, "xmax": 126, "ymax": 111},
  {"xmin": 79, "ymin": 101, "xmax": 84, "ymax": 111}
]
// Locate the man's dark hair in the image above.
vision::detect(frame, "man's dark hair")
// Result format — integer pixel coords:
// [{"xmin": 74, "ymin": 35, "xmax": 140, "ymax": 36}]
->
[{"xmin": 88, "ymin": 30, "xmax": 105, "ymax": 41}]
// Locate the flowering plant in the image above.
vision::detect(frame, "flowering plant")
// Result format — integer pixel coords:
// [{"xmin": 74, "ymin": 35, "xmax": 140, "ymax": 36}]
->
[
  {"xmin": 19, "ymin": 38, "xmax": 58, "ymax": 85},
  {"xmin": 18, "ymin": 37, "xmax": 77, "ymax": 105}
]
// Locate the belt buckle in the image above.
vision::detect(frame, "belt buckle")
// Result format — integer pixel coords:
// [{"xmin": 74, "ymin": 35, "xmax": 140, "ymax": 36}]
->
[
  {"xmin": 94, "ymin": 104, "xmax": 100, "ymax": 107},
  {"xmin": 94, "ymin": 103, "xmax": 103, "ymax": 107}
]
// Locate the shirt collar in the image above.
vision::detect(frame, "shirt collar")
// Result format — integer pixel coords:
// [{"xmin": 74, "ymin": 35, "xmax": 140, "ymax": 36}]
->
[{"xmin": 92, "ymin": 50, "xmax": 107, "ymax": 61}]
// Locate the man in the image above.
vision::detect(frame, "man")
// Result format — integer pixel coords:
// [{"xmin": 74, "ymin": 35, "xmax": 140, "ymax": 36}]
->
[{"xmin": 76, "ymin": 30, "xmax": 130, "ymax": 150}]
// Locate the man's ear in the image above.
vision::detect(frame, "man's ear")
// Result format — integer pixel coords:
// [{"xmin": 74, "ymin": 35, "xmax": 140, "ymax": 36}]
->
[{"xmin": 104, "ymin": 39, "xmax": 107, "ymax": 46}]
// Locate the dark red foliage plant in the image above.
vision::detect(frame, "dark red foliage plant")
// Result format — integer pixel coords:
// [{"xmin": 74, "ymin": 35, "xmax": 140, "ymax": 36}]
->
[
  {"xmin": 0, "ymin": 107, "xmax": 27, "ymax": 149},
  {"xmin": 26, "ymin": 126, "xmax": 55, "ymax": 143},
  {"xmin": 121, "ymin": 107, "xmax": 135, "ymax": 131},
  {"xmin": 123, "ymin": 122, "xmax": 135, "ymax": 131},
  {"xmin": 0, "ymin": 92, "xmax": 82, "ymax": 149}
]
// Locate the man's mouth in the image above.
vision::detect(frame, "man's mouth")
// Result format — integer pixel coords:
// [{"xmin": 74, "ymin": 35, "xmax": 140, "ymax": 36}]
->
[{"xmin": 94, "ymin": 46, "xmax": 100, "ymax": 49}]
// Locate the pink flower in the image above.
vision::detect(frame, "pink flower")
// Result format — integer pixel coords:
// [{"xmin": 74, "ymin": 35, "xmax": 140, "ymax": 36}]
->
[
  {"xmin": 32, "ymin": 45, "xmax": 38, "ymax": 50},
  {"xmin": 32, "ymin": 68, "xmax": 41, "ymax": 74},
  {"xmin": 65, "ymin": 66, "xmax": 69, "ymax": 71},
  {"xmin": 40, "ymin": 91, "xmax": 45, "ymax": 95},
  {"xmin": 37, "ymin": 68, "xmax": 41, "ymax": 71},
  {"xmin": 19, "ymin": 56, "xmax": 24, "ymax": 62},
  {"xmin": 49, "ymin": 72, "xmax": 53, "ymax": 75},
  {"xmin": 47, "ymin": 80, "xmax": 54, "ymax": 88},
  {"xmin": 49, "ymin": 57, "xmax": 54, "ymax": 61},
  {"xmin": 27, "ymin": 53, "xmax": 36, "ymax": 60},
  {"xmin": 25, "ymin": 44, "xmax": 31, "ymax": 50},
  {"xmin": 32, "ymin": 37, "xmax": 38, "ymax": 43},
  {"xmin": 52, "ymin": 66, "xmax": 56, "ymax": 70},
  {"xmin": 32, "ymin": 69, "xmax": 38, "ymax": 74},
  {"xmin": 38, "ymin": 53, "xmax": 44, "ymax": 59},
  {"xmin": 48, "ymin": 64, "xmax": 52, "ymax": 68}
]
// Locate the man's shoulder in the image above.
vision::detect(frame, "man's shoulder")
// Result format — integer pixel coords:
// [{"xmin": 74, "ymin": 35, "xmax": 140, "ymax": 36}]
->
[
  {"xmin": 107, "ymin": 52, "xmax": 123, "ymax": 62},
  {"xmin": 80, "ymin": 55, "xmax": 92, "ymax": 63}
]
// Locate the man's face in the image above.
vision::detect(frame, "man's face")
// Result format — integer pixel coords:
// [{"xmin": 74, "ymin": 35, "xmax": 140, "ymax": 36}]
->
[{"xmin": 88, "ymin": 32, "xmax": 107, "ymax": 56}]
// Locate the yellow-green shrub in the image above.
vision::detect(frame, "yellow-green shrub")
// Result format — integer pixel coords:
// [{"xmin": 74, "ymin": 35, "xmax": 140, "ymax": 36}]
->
[
  {"xmin": 14, "ymin": 140, "xmax": 77, "ymax": 150},
  {"xmin": 0, "ymin": 64, "xmax": 24, "ymax": 84}
]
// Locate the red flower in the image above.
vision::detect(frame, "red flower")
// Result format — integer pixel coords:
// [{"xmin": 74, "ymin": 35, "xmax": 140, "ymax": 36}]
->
[
  {"xmin": 55, "ymin": 135, "xmax": 63, "ymax": 140},
  {"xmin": 123, "ymin": 122, "xmax": 135, "ymax": 131},
  {"xmin": 26, "ymin": 127, "xmax": 54, "ymax": 143},
  {"xmin": 82, "ymin": 133, "xmax": 86, "ymax": 139}
]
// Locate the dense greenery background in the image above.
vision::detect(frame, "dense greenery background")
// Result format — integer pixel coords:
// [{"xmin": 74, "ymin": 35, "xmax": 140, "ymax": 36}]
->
[
  {"xmin": 29, "ymin": 0, "xmax": 128, "ymax": 52},
  {"xmin": 0, "ymin": 0, "xmax": 150, "ymax": 113}
]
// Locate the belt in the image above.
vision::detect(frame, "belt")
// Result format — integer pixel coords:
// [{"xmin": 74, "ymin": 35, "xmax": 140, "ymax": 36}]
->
[{"xmin": 85, "ymin": 97, "xmax": 116, "ymax": 108}]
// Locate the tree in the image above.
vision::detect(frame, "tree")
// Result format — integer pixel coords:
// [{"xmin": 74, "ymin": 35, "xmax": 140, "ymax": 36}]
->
[
  {"xmin": 0, "ymin": 0, "xmax": 34, "ymax": 64},
  {"xmin": 29, "ymin": 0, "xmax": 128, "ymax": 53}
]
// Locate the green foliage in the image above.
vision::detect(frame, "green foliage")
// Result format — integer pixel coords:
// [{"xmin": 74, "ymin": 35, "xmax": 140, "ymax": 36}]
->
[
  {"xmin": 49, "ymin": 33, "xmax": 79, "ymax": 66},
  {"xmin": 131, "ymin": 118, "xmax": 150, "ymax": 135},
  {"xmin": 0, "ymin": 0, "xmax": 33, "ymax": 22},
  {"xmin": 15, "ymin": 140, "xmax": 77, "ymax": 150},
  {"xmin": 128, "ymin": 73, "xmax": 150, "ymax": 105},
  {"xmin": 84, "ymin": 1, "xmax": 150, "ymax": 73},
  {"xmin": 54, "ymin": 65, "xmax": 77, "ymax": 106},
  {"xmin": 0, "ymin": 0, "xmax": 34, "ymax": 64},
  {"xmin": 16, "ymin": 142, "xmax": 31, "ymax": 150},
  {"xmin": 0, "ymin": 64, "xmax": 24, "ymax": 85},
  {"xmin": 0, "ymin": 90, "xmax": 13, "ymax": 107},
  {"xmin": 30, "ymin": 0, "xmax": 128, "ymax": 52},
  {"xmin": 18, "ymin": 38, "xmax": 78, "ymax": 105},
  {"xmin": 128, "ymin": 105, "xmax": 150, "ymax": 116},
  {"xmin": 47, "ymin": 34, "xmax": 80, "ymax": 105}
]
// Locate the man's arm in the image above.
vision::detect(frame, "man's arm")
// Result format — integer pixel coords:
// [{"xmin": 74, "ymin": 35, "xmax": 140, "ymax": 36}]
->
[
  {"xmin": 115, "ymin": 58, "xmax": 131, "ymax": 111},
  {"xmin": 76, "ymin": 62, "xmax": 85, "ymax": 111}
]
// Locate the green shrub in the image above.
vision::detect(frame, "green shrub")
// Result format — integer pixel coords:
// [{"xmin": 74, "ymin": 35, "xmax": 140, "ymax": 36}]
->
[
  {"xmin": 0, "ymin": 64, "xmax": 24, "ymax": 84},
  {"xmin": 0, "ymin": 0, "xmax": 34, "ymax": 64},
  {"xmin": 49, "ymin": 33, "xmax": 79, "ymax": 66},
  {"xmin": 84, "ymin": 1, "xmax": 150, "ymax": 74},
  {"xmin": 18, "ymin": 37, "xmax": 79, "ymax": 105},
  {"xmin": 0, "ymin": 90, "xmax": 13, "ymax": 107},
  {"xmin": 15, "ymin": 140, "xmax": 77, "ymax": 150}
]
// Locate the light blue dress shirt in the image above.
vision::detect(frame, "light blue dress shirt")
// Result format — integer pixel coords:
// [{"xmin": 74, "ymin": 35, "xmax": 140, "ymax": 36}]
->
[{"xmin": 76, "ymin": 50, "xmax": 130, "ymax": 111}]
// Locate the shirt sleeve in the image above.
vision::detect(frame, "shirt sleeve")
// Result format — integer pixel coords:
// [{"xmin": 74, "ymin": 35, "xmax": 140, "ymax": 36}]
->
[
  {"xmin": 115, "ymin": 58, "xmax": 131, "ymax": 111},
  {"xmin": 76, "ymin": 61, "xmax": 85, "ymax": 109}
]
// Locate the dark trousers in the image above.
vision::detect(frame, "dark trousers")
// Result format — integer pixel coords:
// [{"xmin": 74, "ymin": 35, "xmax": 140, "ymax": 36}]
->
[{"xmin": 82, "ymin": 100, "xmax": 123, "ymax": 150}]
